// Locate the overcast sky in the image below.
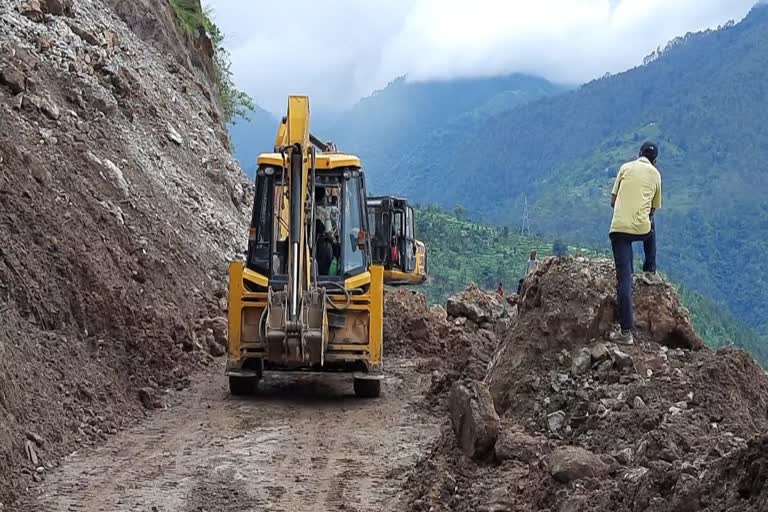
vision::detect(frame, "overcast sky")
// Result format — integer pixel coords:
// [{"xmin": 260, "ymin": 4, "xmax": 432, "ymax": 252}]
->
[{"xmin": 206, "ymin": 0, "xmax": 756, "ymax": 114}]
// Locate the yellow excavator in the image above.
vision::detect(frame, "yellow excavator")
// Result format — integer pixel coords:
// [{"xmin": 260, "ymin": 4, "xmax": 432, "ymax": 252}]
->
[
  {"xmin": 226, "ymin": 96, "xmax": 425, "ymax": 398},
  {"xmin": 367, "ymin": 196, "xmax": 427, "ymax": 286}
]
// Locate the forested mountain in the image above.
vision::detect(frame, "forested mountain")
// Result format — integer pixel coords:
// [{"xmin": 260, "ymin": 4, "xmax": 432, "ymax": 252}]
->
[
  {"xmin": 416, "ymin": 208, "xmax": 768, "ymax": 365},
  {"xmin": 329, "ymin": 74, "xmax": 565, "ymax": 191},
  {"xmin": 389, "ymin": 4, "xmax": 768, "ymax": 334},
  {"xmin": 229, "ymin": 104, "xmax": 276, "ymax": 177}
]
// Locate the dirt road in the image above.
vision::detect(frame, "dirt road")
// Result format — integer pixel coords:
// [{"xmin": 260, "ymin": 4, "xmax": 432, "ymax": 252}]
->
[{"xmin": 28, "ymin": 360, "xmax": 438, "ymax": 512}]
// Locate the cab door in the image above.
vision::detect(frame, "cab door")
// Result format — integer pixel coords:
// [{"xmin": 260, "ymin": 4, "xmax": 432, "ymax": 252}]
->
[{"xmin": 404, "ymin": 206, "xmax": 416, "ymax": 272}]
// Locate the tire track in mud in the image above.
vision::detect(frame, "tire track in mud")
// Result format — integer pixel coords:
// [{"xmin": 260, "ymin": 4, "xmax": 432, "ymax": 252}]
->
[{"xmin": 28, "ymin": 360, "xmax": 438, "ymax": 512}]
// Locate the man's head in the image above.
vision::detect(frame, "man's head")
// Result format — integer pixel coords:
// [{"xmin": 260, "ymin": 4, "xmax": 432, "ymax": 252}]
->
[
  {"xmin": 639, "ymin": 141, "xmax": 659, "ymax": 164},
  {"xmin": 530, "ymin": 250, "xmax": 537, "ymax": 260}
]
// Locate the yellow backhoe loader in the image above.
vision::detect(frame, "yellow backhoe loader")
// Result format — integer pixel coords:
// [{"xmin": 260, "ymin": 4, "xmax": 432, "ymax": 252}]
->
[
  {"xmin": 367, "ymin": 196, "xmax": 427, "ymax": 286},
  {"xmin": 227, "ymin": 96, "xmax": 401, "ymax": 398}
]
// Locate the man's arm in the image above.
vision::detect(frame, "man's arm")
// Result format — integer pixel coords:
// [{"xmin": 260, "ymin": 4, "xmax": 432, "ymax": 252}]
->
[
  {"xmin": 652, "ymin": 178, "xmax": 662, "ymax": 210},
  {"xmin": 610, "ymin": 166, "xmax": 625, "ymax": 208}
]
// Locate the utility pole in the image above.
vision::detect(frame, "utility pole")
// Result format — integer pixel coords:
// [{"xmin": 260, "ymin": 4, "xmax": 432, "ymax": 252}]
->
[{"xmin": 520, "ymin": 195, "xmax": 531, "ymax": 236}]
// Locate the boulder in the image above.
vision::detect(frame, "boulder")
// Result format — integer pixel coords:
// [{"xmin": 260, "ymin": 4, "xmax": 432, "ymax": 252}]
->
[
  {"xmin": 449, "ymin": 381, "xmax": 500, "ymax": 460},
  {"xmin": 550, "ymin": 446, "xmax": 610, "ymax": 483}
]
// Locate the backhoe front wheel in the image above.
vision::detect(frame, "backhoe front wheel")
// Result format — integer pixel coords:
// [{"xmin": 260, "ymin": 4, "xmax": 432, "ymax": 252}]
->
[
  {"xmin": 229, "ymin": 376, "xmax": 259, "ymax": 396},
  {"xmin": 354, "ymin": 377, "xmax": 382, "ymax": 398}
]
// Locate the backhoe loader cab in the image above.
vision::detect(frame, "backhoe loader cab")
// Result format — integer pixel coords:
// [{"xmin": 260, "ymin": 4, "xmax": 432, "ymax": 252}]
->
[
  {"xmin": 226, "ymin": 96, "xmax": 384, "ymax": 398},
  {"xmin": 367, "ymin": 196, "xmax": 427, "ymax": 286}
]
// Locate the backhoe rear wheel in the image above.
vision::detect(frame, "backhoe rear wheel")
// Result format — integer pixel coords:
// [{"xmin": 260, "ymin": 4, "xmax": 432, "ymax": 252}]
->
[
  {"xmin": 353, "ymin": 377, "xmax": 381, "ymax": 398},
  {"xmin": 229, "ymin": 376, "xmax": 258, "ymax": 396}
]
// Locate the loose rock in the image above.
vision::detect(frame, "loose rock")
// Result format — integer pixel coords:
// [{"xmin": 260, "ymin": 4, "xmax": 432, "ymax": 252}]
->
[
  {"xmin": 590, "ymin": 342, "xmax": 609, "ymax": 362},
  {"xmin": 550, "ymin": 446, "xmax": 609, "ymax": 483},
  {"xmin": 0, "ymin": 65, "xmax": 26, "ymax": 95},
  {"xmin": 547, "ymin": 410, "xmax": 567, "ymax": 433},
  {"xmin": 571, "ymin": 348, "xmax": 592, "ymax": 376},
  {"xmin": 610, "ymin": 347, "xmax": 634, "ymax": 369},
  {"xmin": 448, "ymin": 381, "xmax": 500, "ymax": 460}
]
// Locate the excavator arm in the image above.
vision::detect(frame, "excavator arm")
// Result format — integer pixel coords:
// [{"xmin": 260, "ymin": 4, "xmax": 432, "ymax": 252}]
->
[{"xmin": 263, "ymin": 96, "xmax": 328, "ymax": 367}]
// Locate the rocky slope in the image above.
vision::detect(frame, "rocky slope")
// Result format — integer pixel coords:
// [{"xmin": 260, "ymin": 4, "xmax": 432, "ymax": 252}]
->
[
  {"xmin": 395, "ymin": 258, "xmax": 768, "ymax": 512},
  {"xmin": 0, "ymin": 0, "xmax": 251, "ymax": 504}
]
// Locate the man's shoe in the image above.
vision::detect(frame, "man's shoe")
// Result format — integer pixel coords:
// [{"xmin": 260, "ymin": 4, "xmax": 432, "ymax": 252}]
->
[
  {"xmin": 609, "ymin": 329, "xmax": 635, "ymax": 346},
  {"xmin": 641, "ymin": 272, "xmax": 663, "ymax": 286}
]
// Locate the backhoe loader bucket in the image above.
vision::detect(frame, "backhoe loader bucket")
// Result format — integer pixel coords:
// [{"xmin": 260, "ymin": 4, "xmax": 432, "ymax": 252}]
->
[{"xmin": 265, "ymin": 288, "xmax": 328, "ymax": 367}]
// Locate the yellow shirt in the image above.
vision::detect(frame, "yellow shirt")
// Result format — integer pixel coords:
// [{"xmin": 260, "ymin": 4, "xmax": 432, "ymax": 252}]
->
[{"xmin": 610, "ymin": 157, "xmax": 662, "ymax": 235}]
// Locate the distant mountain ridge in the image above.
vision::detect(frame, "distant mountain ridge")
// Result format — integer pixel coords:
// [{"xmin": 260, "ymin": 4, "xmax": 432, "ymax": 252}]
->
[{"xmin": 328, "ymin": 73, "xmax": 566, "ymax": 191}]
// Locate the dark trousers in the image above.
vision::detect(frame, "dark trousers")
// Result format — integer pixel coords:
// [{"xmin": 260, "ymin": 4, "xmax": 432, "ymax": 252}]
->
[
  {"xmin": 610, "ymin": 219, "xmax": 656, "ymax": 331},
  {"xmin": 316, "ymin": 238, "xmax": 333, "ymax": 275}
]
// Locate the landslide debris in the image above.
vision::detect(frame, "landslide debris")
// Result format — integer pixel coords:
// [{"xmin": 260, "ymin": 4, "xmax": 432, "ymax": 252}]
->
[
  {"xmin": 385, "ymin": 284, "xmax": 517, "ymax": 407},
  {"xmin": 401, "ymin": 257, "xmax": 768, "ymax": 512},
  {"xmin": 0, "ymin": 0, "xmax": 251, "ymax": 504}
]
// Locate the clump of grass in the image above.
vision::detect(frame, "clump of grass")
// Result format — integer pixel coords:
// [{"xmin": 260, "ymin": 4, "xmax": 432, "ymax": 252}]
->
[{"xmin": 169, "ymin": 0, "xmax": 254, "ymax": 124}]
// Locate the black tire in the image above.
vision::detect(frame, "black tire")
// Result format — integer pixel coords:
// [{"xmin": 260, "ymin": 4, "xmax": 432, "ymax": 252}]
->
[
  {"xmin": 229, "ymin": 376, "xmax": 258, "ymax": 396},
  {"xmin": 354, "ymin": 378, "xmax": 381, "ymax": 398}
]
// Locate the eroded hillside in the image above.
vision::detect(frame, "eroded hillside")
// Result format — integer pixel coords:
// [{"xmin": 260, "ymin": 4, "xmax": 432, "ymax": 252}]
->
[{"xmin": 0, "ymin": 0, "xmax": 251, "ymax": 502}]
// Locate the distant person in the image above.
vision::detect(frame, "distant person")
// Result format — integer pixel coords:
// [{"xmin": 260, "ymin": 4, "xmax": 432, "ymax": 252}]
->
[
  {"xmin": 608, "ymin": 142, "xmax": 663, "ymax": 345},
  {"xmin": 517, "ymin": 278, "xmax": 525, "ymax": 295},
  {"xmin": 527, "ymin": 250, "xmax": 539, "ymax": 276},
  {"xmin": 496, "ymin": 283, "xmax": 504, "ymax": 297}
]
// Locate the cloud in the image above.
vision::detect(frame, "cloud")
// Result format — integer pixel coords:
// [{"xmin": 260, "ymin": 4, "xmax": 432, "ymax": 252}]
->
[{"xmin": 206, "ymin": 0, "xmax": 755, "ymax": 113}]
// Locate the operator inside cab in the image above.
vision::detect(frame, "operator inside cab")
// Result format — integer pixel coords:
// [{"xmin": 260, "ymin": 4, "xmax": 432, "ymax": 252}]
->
[{"xmin": 314, "ymin": 186, "xmax": 339, "ymax": 276}]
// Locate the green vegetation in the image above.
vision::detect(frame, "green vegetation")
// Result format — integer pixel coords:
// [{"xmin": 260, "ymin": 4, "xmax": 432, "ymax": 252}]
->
[
  {"xmin": 169, "ymin": 0, "xmax": 254, "ymax": 123},
  {"xmin": 416, "ymin": 207, "xmax": 598, "ymax": 302},
  {"xmin": 416, "ymin": 207, "xmax": 768, "ymax": 366},
  {"xmin": 676, "ymin": 285, "xmax": 768, "ymax": 364}
]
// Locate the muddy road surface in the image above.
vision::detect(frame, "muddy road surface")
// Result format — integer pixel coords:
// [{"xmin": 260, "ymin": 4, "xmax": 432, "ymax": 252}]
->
[{"xmin": 28, "ymin": 360, "xmax": 439, "ymax": 512}]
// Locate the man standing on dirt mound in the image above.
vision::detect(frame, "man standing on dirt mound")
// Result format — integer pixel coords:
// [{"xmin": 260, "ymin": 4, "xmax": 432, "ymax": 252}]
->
[{"xmin": 608, "ymin": 142, "xmax": 663, "ymax": 345}]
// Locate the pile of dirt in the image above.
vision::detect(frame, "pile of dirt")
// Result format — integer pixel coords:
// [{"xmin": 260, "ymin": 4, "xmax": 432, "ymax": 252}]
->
[
  {"xmin": 403, "ymin": 257, "xmax": 768, "ymax": 512},
  {"xmin": 384, "ymin": 284, "xmax": 517, "ymax": 408},
  {"xmin": 0, "ymin": 0, "xmax": 251, "ymax": 504},
  {"xmin": 384, "ymin": 288, "xmax": 449, "ymax": 357}
]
